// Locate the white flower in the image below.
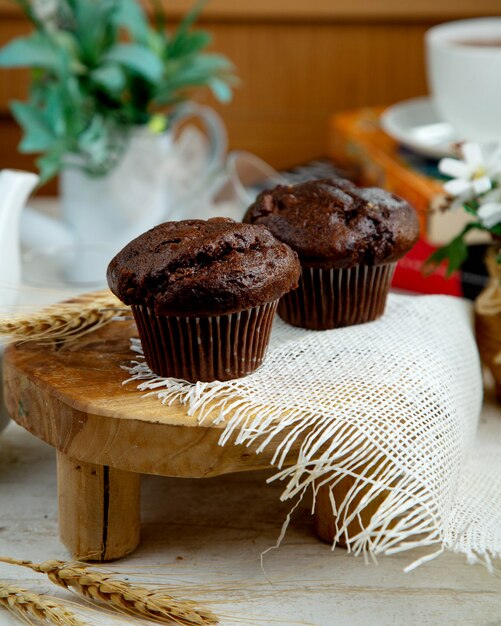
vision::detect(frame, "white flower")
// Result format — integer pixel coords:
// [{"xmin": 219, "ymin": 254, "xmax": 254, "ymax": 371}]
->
[
  {"xmin": 477, "ymin": 188, "xmax": 501, "ymax": 229},
  {"xmin": 438, "ymin": 142, "xmax": 501, "ymax": 200}
]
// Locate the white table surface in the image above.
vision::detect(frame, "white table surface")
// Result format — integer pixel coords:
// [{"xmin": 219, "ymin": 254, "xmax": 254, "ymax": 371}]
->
[
  {"xmin": 1, "ymin": 199, "xmax": 500, "ymax": 624},
  {"xmin": 1, "ymin": 385, "xmax": 501, "ymax": 626}
]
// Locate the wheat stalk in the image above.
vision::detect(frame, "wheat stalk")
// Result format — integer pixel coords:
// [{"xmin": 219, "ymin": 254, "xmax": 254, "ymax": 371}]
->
[
  {"xmin": 0, "ymin": 581, "xmax": 86, "ymax": 625},
  {"xmin": 0, "ymin": 291, "xmax": 129, "ymax": 344},
  {"xmin": 0, "ymin": 558, "xmax": 218, "ymax": 625}
]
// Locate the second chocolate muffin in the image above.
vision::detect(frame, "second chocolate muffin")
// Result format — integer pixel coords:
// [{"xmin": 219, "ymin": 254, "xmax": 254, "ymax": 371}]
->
[
  {"xmin": 107, "ymin": 218, "xmax": 300, "ymax": 382},
  {"xmin": 244, "ymin": 178, "xmax": 419, "ymax": 329}
]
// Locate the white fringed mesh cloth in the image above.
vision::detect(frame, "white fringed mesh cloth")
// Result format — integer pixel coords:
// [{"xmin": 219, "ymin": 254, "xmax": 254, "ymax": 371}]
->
[{"xmin": 125, "ymin": 294, "xmax": 496, "ymax": 568}]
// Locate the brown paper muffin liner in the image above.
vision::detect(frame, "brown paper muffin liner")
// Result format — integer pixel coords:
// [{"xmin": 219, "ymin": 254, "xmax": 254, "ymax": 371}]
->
[
  {"xmin": 278, "ymin": 263, "xmax": 396, "ymax": 330},
  {"xmin": 131, "ymin": 300, "xmax": 279, "ymax": 382}
]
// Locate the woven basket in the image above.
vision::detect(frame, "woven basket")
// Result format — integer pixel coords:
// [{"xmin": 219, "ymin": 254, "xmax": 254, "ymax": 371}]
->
[{"xmin": 475, "ymin": 247, "xmax": 501, "ymax": 401}]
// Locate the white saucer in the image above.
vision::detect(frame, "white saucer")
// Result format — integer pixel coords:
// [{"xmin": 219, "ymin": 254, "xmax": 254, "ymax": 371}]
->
[{"xmin": 381, "ymin": 96, "xmax": 460, "ymax": 159}]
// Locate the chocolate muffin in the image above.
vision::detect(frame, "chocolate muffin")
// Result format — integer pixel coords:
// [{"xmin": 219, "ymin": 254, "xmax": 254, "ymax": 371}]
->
[
  {"xmin": 107, "ymin": 218, "xmax": 300, "ymax": 382},
  {"xmin": 244, "ymin": 178, "xmax": 419, "ymax": 329}
]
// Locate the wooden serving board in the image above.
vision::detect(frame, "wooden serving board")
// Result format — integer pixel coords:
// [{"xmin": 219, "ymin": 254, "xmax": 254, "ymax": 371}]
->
[
  {"xmin": 3, "ymin": 320, "xmax": 305, "ymax": 561},
  {"xmin": 3, "ymin": 318, "xmax": 373, "ymax": 561}
]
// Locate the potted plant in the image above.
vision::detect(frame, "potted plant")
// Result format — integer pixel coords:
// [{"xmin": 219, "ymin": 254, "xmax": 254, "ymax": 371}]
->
[
  {"xmin": 427, "ymin": 142, "xmax": 501, "ymax": 397},
  {"xmin": 0, "ymin": 0, "xmax": 237, "ymax": 253}
]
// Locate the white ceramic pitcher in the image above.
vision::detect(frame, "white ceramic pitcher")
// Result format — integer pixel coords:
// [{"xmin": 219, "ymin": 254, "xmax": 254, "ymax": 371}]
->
[
  {"xmin": 60, "ymin": 102, "xmax": 227, "ymax": 251},
  {"xmin": 0, "ymin": 169, "xmax": 39, "ymax": 434},
  {"xmin": 18, "ymin": 102, "xmax": 226, "ymax": 285},
  {"xmin": 0, "ymin": 169, "xmax": 39, "ymax": 307}
]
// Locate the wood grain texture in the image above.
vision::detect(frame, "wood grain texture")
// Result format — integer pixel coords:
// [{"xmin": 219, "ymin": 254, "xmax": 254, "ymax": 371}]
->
[
  {"xmin": 3, "ymin": 316, "xmax": 302, "ymax": 560},
  {"xmin": 314, "ymin": 475, "xmax": 391, "ymax": 547},
  {"xmin": 0, "ymin": 0, "xmax": 499, "ymax": 20},
  {"xmin": 57, "ymin": 452, "xmax": 140, "ymax": 560},
  {"xmin": 3, "ymin": 320, "xmax": 284, "ymax": 478},
  {"xmin": 159, "ymin": 0, "xmax": 501, "ymax": 20}
]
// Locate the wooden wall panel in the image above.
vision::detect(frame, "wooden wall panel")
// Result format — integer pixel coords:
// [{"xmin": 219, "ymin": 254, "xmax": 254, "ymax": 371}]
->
[
  {"xmin": 0, "ymin": 2, "xmax": 494, "ymax": 192},
  {"xmin": 1, "ymin": 0, "xmax": 499, "ymax": 21},
  {"xmin": 187, "ymin": 21, "xmax": 431, "ymax": 169}
]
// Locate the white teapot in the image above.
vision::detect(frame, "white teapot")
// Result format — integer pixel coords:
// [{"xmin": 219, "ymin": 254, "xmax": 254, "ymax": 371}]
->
[{"xmin": 0, "ymin": 169, "xmax": 39, "ymax": 434}]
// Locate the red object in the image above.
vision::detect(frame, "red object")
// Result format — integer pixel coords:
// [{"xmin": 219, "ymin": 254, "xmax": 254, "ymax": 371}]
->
[{"xmin": 393, "ymin": 239, "xmax": 462, "ymax": 296}]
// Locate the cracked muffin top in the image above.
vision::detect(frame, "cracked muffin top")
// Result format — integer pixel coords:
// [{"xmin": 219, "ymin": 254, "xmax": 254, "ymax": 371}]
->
[
  {"xmin": 107, "ymin": 218, "xmax": 301, "ymax": 317},
  {"xmin": 243, "ymin": 178, "xmax": 420, "ymax": 269}
]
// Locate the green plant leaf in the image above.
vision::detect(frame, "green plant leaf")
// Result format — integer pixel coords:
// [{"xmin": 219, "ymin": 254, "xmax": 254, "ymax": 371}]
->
[
  {"xmin": 463, "ymin": 200, "xmax": 479, "ymax": 216},
  {"xmin": 78, "ymin": 116, "xmax": 107, "ymax": 158},
  {"xmin": 37, "ymin": 154, "xmax": 61, "ymax": 184},
  {"xmin": 424, "ymin": 223, "xmax": 479, "ymax": 277},
  {"xmin": 148, "ymin": 0, "xmax": 167, "ymax": 32},
  {"xmin": 44, "ymin": 86, "xmax": 66, "ymax": 137},
  {"xmin": 71, "ymin": 0, "xmax": 120, "ymax": 66},
  {"xmin": 208, "ymin": 76, "xmax": 233, "ymax": 103},
  {"xmin": 177, "ymin": 0, "xmax": 208, "ymax": 36},
  {"xmin": 76, "ymin": 116, "xmax": 128, "ymax": 175},
  {"xmin": 189, "ymin": 53, "xmax": 235, "ymax": 73},
  {"xmin": 166, "ymin": 0, "xmax": 208, "ymax": 58},
  {"xmin": 52, "ymin": 31, "xmax": 79, "ymax": 59},
  {"xmin": 104, "ymin": 43, "xmax": 163, "ymax": 82},
  {"xmin": 157, "ymin": 54, "xmax": 235, "ymax": 94},
  {"xmin": 489, "ymin": 223, "xmax": 501, "ymax": 236},
  {"xmin": 112, "ymin": 0, "xmax": 150, "ymax": 43},
  {"xmin": 91, "ymin": 64, "xmax": 126, "ymax": 91},
  {"xmin": 426, "ymin": 239, "xmax": 467, "ymax": 277},
  {"xmin": 167, "ymin": 30, "xmax": 212, "ymax": 58},
  {"xmin": 154, "ymin": 57, "xmax": 236, "ymax": 105},
  {"xmin": 11, "ymin": 101, "xmax": 56, "ymax": 153},
  {"xmin": 0, "ymin": 33, "xmax": 59, "ymax": 69},
  {"xmin": 147, "ymin": 29, "xmax": 166, "ymax": 58},
  {"xmin": 36, "ymin": 143, "xmax": 66, "ymax": 184},
  {"xmin": 5, "ymin": 0, "xmax": 236, "ymax": 177}
]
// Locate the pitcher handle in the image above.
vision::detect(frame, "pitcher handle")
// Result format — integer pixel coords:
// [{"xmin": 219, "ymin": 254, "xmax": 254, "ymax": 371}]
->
[{"xmin": 171, "ymin": 102, "xmax": 227, "ymax": 175}]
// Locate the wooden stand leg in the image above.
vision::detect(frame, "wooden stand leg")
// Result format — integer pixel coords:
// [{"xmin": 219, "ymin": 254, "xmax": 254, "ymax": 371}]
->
[
  {"xmin": 314, "ymin": 475, "xmax": 388, "ymax": 547},
  {"xmin": 57, "ymin": 452, "xmax": 141, "ymax": 561}
]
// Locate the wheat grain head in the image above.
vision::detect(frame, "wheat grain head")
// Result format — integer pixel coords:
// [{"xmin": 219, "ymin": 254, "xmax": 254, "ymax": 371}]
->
[
  {"xmin": 0, "ymin": 581, "xmax": 86, "ymax": 625},
  {"xmin": 0, "ymin": 291, "xmax": 129, "ymax": 344},
  {"xmin": 0, "ymin": 558, "xmax": 218, "ymax": 625}
]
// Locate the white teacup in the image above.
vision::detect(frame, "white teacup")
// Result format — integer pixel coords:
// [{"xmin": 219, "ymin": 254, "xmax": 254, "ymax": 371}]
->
[{"xmin": 426, "ymin": 18, "xmax": 501, "ymax": 142}]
